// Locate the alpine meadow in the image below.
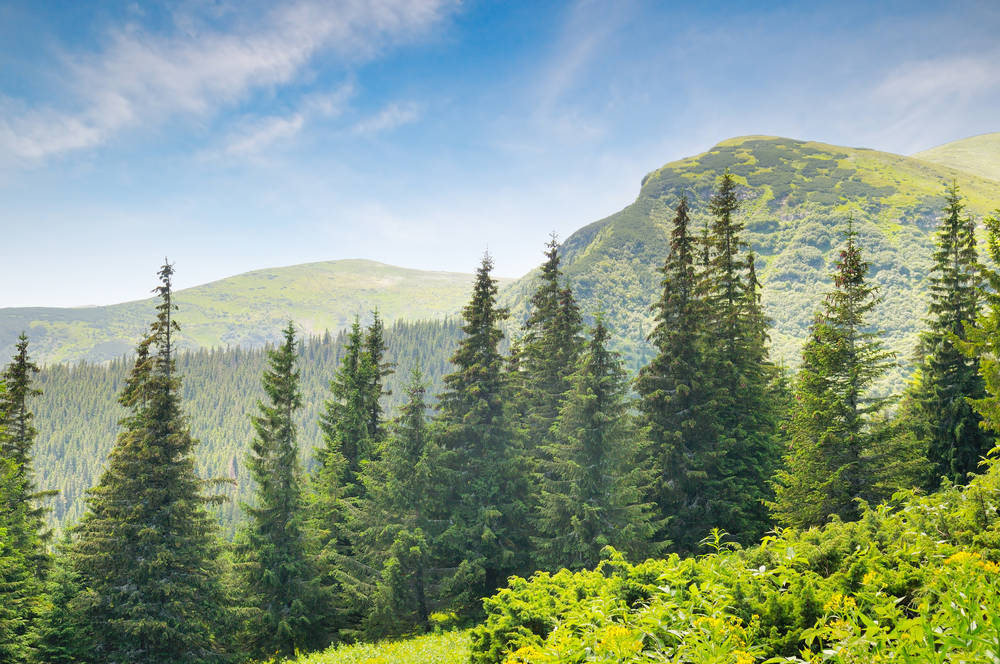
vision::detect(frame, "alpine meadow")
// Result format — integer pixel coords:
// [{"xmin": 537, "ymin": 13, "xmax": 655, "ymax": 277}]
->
[{"xmin": 5, "ymin": 3, "xmax": 1000, "ymax": 663}]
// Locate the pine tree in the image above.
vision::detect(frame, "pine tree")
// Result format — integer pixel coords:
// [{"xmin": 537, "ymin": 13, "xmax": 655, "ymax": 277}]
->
[
  {"xmin": 518, "ymin": 235, "xmax": 584, "ymax": 452},
  {"xmin": 771, "ymin": 224, "xmax": 896, "ymax": 528},
  {"xmin": 537, "ymin": 320, "xmax": 658, "ymax": 569},
  {"xmin": 356, "ymin": 370, "xmax": 445, "ymax": 637},
  {"xmin": 69, "ymin": 262, "xmax": 227, "ymax": 663},
  {"xmin": 437, "ymin": 253, "xmax": 531, "ymax": 616},
  {"xmin": 910, "ymin": 184, "xmax": 989, "ymax": 485},
  {"xmin": 237, "ymin": 322, "xmax": 324, "ymax": 658},
  {"xmin": 363, "ymin": 311, "xmax": 393, "ymax": 448},
  {"xmin": 635, "ymin": 195, "xmax": 716, "ymax": 553}
]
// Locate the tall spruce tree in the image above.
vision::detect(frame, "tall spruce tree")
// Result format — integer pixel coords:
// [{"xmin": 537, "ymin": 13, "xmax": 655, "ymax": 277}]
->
[
  {"xmin": 636, "ymin": 195, "xmax": 716, "ymax": 553},
  {"xmin": 437, "ymin": 253, "xmax": 531, "ymax": 615},
  {"xmin": 770, "ymin": 224, "xmax": 896, "ymax": 528},
  {"xmin": 518, "ymin": 235, "xmax": 584, "ymax": 452},
  {"xmin": 537, "ymin": 320, "xmax": 658, "ymax": 569},
  {"xmin": 319, "ymin": 318, "xmax": 374, "ymax": 484},
  {"xmin": 355, "ymin": 369, "xmax": 445, "ymax": 637},
  {"xmin": 238, "ymin": 323, "xmax": 323, "ymax": 658},
  {"xmin": 0, "ymin": 335, "xmax": 50, "ymax": 662},
  {"xmin": 910, "ymin": 184, "xmax": 989, "ymax": 485},
  {"xmin": 700, "ymin": 172, "xmax": 780, "ymax": 545},
  {"xmin": 69, "ymin": 262, "xmax": 227, "ymax": 663},
  {"xmin": 964, "ymin": 209, "xmax": 1000, "ymax": 439}
]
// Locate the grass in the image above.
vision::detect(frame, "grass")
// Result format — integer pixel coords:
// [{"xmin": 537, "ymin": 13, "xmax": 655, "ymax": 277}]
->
[
  {"xmin": 274, "ymin": 630, "xmax": 470, "ymax": 664},
  {"xmin": 914, "ymin": 131, "xmax": 1000, "ymax": 183}
]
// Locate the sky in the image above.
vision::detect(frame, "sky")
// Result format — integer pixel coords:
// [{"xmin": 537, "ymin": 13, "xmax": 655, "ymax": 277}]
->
[{"xmin": 2, "ymin": 0, "xmax": 1000, "ymax": 307}]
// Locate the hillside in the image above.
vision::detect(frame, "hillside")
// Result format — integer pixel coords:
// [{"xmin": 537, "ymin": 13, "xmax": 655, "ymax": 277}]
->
[
  {"xmin": 914, "ymin": 132, "xmax": 1000, "ymax": 182},
  {"xmin": 0, "ymin": 260, "xmax": 502, "ymax": 364},
  {"xmin": 504, "ymin": 135, "xmax": 1000, "ymax": 388}
]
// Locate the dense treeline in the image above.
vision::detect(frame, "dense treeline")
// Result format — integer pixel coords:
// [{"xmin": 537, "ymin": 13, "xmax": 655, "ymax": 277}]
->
[
  {"xmin": 2, "ymin": 175, "xmax": 999, "ymax": 663},
  {"xmin": 31, "ymin": 318, "xmax": 463, "ymax": 530}
]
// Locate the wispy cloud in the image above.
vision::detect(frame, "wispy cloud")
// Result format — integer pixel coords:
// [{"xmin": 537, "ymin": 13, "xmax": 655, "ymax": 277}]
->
[
  {"xmin": 866, "ymin": 53, "xmax": 1000, "ymax": 151},
  {"xmin": 216, "ymin": 85, "xmax": 355, "ymax": 158},
  {"xmin": 352, "ymin": 101, "xmax": 422, "ymax": 135},
  {"xmin": 0, "ymin": 0, "xmax": 456, "ymax": 164}
]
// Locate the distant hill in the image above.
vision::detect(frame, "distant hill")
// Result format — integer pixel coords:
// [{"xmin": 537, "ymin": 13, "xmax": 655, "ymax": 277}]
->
[
  {"xmin": 505, "ymin": 135, "xmax": 1000, "ymax": 390},
  {"xmin": 914, "ymin": 132, "xmax": 1000, "ymax": 182},
  {"xmin": 0, "ymin": 260, "xmax": 508, "ymax": 364}
]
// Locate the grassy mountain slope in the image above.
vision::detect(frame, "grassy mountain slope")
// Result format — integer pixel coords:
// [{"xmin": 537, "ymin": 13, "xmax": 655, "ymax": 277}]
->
[
  {"xmin": 914, "ymin": 132, "xmax": 1000, "ymax": 182},
  {"xmin": 504, "ymin": 136, "xmax": 1000, "ymax": 389},
  {"xmin": 0, "ymin": 260, "xmax": 505, "ymax": 364}
]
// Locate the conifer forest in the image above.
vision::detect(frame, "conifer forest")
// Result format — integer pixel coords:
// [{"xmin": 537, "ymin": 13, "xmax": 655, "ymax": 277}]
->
[{"xmin": 7, "ymin": 167, "xmax": 1000, "ymax": 663}]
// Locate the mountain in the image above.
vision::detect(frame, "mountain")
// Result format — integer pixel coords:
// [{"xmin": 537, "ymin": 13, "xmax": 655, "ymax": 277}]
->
[
  {"xmin": 914, "ymin": 132, "xmax": 1000, "ymax": 182},
  {"xmin": 1, "ymin": 260, "xmax": 507, "ymax": 364},
  {"xmin": 504, "ymin": 135, "xmax": 1000, "ymax": 390}
]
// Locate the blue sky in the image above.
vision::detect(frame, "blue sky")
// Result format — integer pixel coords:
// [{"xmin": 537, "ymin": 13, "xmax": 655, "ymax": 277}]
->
[{"xmin": 2, "ymin": 0, "xmax": 999, "ymax": 307}]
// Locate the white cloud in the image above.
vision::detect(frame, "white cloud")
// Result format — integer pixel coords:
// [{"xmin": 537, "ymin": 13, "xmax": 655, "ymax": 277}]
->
[
  {"xmin": 352, "ymin": 101, "xmax": 422, "ymax": 135},
  {"xmin": 215, "ymin": 84, "xmax": 355, "ymax": 158},
  {"xmin": 0, "ymin": 0, "xmax": 456, "ymax": 164}
]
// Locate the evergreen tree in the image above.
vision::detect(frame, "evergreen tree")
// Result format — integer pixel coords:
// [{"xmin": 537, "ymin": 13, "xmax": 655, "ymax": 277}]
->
[
  {"xmin": 910, "ymin": 184, "xmax": 989, "ymax": 485},
  {"xmin": 635, "ymin": 195, "xmax": 715, "ymax": 553},
  {"xmin": 771, "ymin": 224, "xmax": 896, "ymax": 528},
  {"xmin": 518, "ymin": 235, "xmax": 584, "ymax": 452},
  {"xmin": 437, "ymin": 253, "xmax": 531, "ymax": 615},
  {"xmin": 700, "ymin": 173, "xmax": 781, "ymax": 545},
  {"xmin": 964, "ymin": 209, "xmax": 1000, "ymax": 439},
  {"xmin": 537, "ymin": 320, "xmax": 658, "ymax": 569},
  {"xmin": 237, "ymin": 323, "xmax": 323, "ymax": 658},
  {"xmin": 69, "ymin": 262, "xmax": 227, "ymax": 663},
  {"xmin": 319, "ymin": 318, "xmax": 374, "ymax": 484},
  {"xmin": 0, "ymin": 335, "xmax": 50, "ymax": 662},
  {"xmin": 355, "ymin": 370, "xmax": 445, "ymax": 637},
  {"xmin": 0, "ymin": 454, "xmax": 43, "ymax": 664},
  {"xmin": 362, "ymin": 312, "xmax": 393, "ymax": 448},
  {"xmin": 32, "ymin": 540, "xmax": 93, "ymax": 664}
]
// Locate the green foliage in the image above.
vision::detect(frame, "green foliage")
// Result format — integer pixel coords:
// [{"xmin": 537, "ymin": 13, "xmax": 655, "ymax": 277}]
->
[
  {"xmin": 68, "ymin": 262, "xmax": 228, "ymax": 663},
  {"xmin": 472, "ymin": 456, "xmax": 1000, "ymax": 663},
  {"xmin": 964, "ymin": 208, "xmax": 1000, "ymax": 439}
]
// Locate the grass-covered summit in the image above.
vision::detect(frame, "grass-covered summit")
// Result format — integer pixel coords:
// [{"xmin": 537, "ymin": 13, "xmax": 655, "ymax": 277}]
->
[
  {"xmin": 0, "ymin": 260, "xmax": 497, "ymax": 364},
  {"xmin": 915, "ymin": 131, "xmax": 1000, "ymax": 182},
  {"xmin": 504, "ymin": 135, "xmax": 1000, "ymax": 389}
]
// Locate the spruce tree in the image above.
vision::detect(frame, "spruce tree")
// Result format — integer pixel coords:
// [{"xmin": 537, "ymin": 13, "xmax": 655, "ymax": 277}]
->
[
  {"xmin": 356, "ymin": 370, "xmax": 444, "ymax": 637},
  {"xmin": 318, "ymin": 318, "xmax": 374, "ymax": 484},
  {"xmin": 964, "ymin": 209, "xmax": 1000, "ymax": 437},
  {"xmin": 911, "ymin": 184, "xmax": 989, "ymax": 485},
  {"xmin": 69, "ymin": 262, "xmax": 227, "ymax": 663},
  {"xmin": 518, "ymin": 235, "xmax": 584, "ymax": 452},
  {"xmin": 770, "ymin": 224, "xmax": 896, "ymax": 528},
  {"xmin": 537, "ymin": 320, "xmax": 657, "ymax": 569},
  {"xmin": 0, "ymin": 335, "xmax": 50, "ymax": 662},
  {"xmin": 635, "ymin": 195, "xmax": 716, "ymax": 553},
  {"xmin": 437, "ymin": 253, "xmax": 531, "ymax": 615},
  {"xmin": 700, "ymin": 173, "xmax": 780, "ymax": 545},
  {"xmin": 238, "ymin": 323, "xmax": 323, "ymax": 658}
]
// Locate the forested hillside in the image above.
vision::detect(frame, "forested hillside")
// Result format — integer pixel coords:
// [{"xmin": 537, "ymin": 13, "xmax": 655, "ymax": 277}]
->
[
  {"xmin": 0, "ymin": 260, "xmax": 488, "ymax": 364},
  {"xmin": 506, "ymin": 135, "xmax": 1000, "ymax": 386},
  {"xmin": 32, "ymin": 318, "xmax": 463, "ymax": 531}
]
